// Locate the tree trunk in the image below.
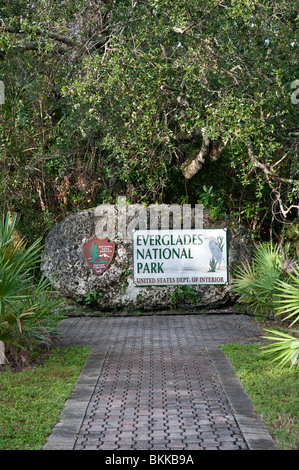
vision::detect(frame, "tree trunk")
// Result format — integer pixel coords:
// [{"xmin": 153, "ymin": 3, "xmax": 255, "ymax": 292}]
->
[{"xmin": 181, "ymin": 134, "xmax": 211, "ymax": 179}]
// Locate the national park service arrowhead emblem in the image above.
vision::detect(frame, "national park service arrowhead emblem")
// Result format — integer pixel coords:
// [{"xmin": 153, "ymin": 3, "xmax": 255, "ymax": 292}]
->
[{"xmin": 83, "ymin": 238, "xmax": 115, "ymax": 275}]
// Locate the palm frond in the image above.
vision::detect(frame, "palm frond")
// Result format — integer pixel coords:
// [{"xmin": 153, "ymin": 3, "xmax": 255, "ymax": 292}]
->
[
  {"xmin": 274, "ymin": 264, "xmax": 299, "ymax": 326},
  {"xmin": 261, "ymin": 329, "xmax": 299, "ymax": 368}
]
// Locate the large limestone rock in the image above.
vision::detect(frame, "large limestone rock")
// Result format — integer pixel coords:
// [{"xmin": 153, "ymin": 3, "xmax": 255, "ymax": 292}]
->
[{"xmin": 41, "ymin": 203, "xmax": 254, "ymax": 312}]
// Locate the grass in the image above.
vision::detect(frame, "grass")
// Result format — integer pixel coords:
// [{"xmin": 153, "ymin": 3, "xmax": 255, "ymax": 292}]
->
[
  {"xmin": 0, "ymin": 340, "xmax": 298, "ymax": 450},
  {"xmin": 222, "ymin": 344, "xmax": 299, "ymax": 450},
  {"xmin": 0, "ymin": 346, "xmax": 91, "ymax": 450}
]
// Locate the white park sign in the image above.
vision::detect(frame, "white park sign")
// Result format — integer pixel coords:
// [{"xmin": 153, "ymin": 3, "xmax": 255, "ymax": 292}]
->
[{"xmin": 133, "ymin": 229, "xmax": 228, "ymax": 286}]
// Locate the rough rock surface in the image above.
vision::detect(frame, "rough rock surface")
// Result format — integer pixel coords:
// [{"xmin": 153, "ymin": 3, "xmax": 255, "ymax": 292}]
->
[{"xmin": 41, "ymin": 205, "xmax": 254, "ymax": 312}]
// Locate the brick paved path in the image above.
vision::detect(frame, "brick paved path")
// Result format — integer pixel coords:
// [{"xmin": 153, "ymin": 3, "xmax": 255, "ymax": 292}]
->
[{"xmin": 44, "ymin": 314, "xmax": 276, "ymax": 451}]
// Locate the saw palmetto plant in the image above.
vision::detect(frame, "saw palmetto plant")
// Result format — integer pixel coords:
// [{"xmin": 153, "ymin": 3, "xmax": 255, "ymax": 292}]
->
[
  {"xmin": 232, "ymin": 242, "xmax": 283, "ymax": 316},
  {"xmin": 261, "ymin": 265, "xmax": 299, "ymax": 368},
  {"xmin": 0, "ymin": 213, "xmax": 60, "ymax": 364},
  {"xmin": 233, "ymin": 242, "xmax": 299, "ymax": 367}
]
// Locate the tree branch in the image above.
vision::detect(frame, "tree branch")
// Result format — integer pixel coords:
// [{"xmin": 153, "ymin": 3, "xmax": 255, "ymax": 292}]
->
[
  {"xmin": 247, "ymin": 142, "xmax": 295, "ymax": 185},
  {"xmin": 181, "ymin": 133, "xmax": 211, "ymax": 179},
  {"xmin": 2, "ymin": 24, "xmax": 76, "ymax": 46},
  {"xmin": 173, "ymin": 1, "xmax": 226, "ymax": 35},
  {"xmin": 247, "ymin": 142, "xmax": 299, "ymax": 219}
]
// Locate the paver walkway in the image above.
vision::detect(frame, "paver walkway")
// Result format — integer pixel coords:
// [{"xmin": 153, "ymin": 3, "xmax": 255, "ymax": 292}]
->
[{"xmin": 43, "ymin": 314, "xmax": 276, "ymax": 451}]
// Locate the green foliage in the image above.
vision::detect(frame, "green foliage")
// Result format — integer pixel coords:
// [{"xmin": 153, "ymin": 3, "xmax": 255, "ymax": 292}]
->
[
  {"xmin": 261, "ymin": 330, "xmax": 299, "ymax": 369},
  {"xmin": 197, "ymin": 186, "xmax": 226, "ymax": 220},
  {"xmin": 233, "ymin": 241, "xmax": 299, "ymax": 367},
  {"xmin": 0, "ymin": 213, "xmax": 61, "ymax": 363},
  {"xmin": 0, "ymin": 0, "xmax": 298, "ymax": 240},
  {"xmin": 170, "ymin": 285, "xmax": 197, "ymax": 308},
  {"xmin": 76, "ymin": 289, "xmax": 103, "ymax": 307},
  {"xmin": 232, "ymin": 242, "xmax": 284, "ymax": 316},
  {"xmin": 275, "ymin": 265, "xmax": 299, "ymax": 327},
  {"xmin": 261, "ymin": 265, "xmax": 299, "ymax": 368},
  {"xmin": 281, "ymin": 220, "xmax": 299, "ymax": 257}
]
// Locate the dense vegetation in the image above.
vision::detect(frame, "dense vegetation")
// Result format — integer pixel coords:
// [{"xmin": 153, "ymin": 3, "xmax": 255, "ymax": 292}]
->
[
  {"xmin": 0, "ymin": 3, "xmax": 298, "ymax": 452},
  {"xmin": 0, "ymin": 212, "xmax": 61, "ymax": 366},
  {"xmin": 0, "ymin": 0, "xmax": 298, "ymax": 244},
  {"xmin": 0, "ymin": 1, "xmax": 298, "ymax": 366},
  {"xmin": 233, "ymin": 242, "xmax": 299, "ymax": 367}
]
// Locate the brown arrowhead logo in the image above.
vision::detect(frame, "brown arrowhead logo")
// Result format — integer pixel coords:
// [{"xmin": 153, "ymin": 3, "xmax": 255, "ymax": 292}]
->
[{"xmin": 83, "ymin": 237, "xmax": 115, "ymax": 275}]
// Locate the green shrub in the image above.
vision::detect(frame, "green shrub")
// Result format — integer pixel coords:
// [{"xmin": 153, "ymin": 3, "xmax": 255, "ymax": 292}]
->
[
  {"xmin": 0, "ymin": 212, "xmax": 61, "ymax": 365},
  {"xmin": 232, "ymin": 241, "xmax": 299, "ymax": 368},
  {"xmin": 232, "ymin": 242, "xmax": 284, "ymax": 316},
  {"xmin": 76, "ymin": 289, "xmax": 103, "ymax": 307},
  {"xmin": 170, "ymin": 285, "xmax": 197, "ymax": 308},
  {"xmin": 261, "ymin": 265, "xmax": 299, "ymax": 368}
]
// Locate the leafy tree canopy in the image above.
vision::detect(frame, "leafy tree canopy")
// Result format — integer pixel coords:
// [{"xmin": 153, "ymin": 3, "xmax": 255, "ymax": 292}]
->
[{"xmin": 0, "ymin": 0, "xmax": 298, "ymax": 242}]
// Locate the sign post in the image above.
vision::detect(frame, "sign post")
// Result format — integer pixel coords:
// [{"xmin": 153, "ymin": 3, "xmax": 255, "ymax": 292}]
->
[{"xmin": 133, "ymin": 229, "xmax": 228, "ymax": 286}]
